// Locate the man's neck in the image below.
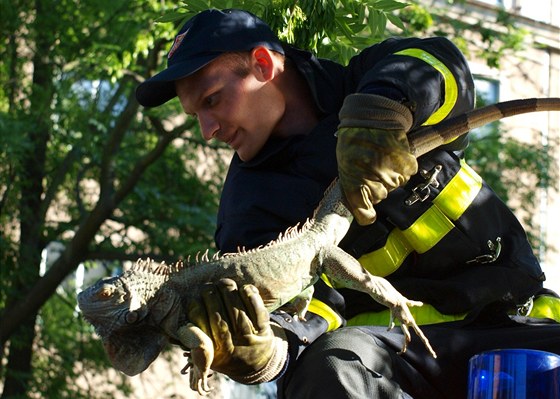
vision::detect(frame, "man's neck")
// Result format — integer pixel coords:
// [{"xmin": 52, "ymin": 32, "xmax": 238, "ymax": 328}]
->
[{"xmin": 274, "ymin": 62, "xmax": 319, "ymax": 138}]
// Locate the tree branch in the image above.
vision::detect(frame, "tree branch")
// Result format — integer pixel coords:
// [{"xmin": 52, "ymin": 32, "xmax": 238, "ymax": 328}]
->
[
  {"xmin": 39, "ymin": 146, "xmax": 81, "ymax": 221},
  {"xmin": 0, "ymin": 106, "xmax": 183, "ymax": 344}
]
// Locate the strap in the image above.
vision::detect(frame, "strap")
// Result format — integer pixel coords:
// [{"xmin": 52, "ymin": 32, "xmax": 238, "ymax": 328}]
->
[{"xmin": 359, "ymin": 159, "xmax": 482, "ymax": 277}]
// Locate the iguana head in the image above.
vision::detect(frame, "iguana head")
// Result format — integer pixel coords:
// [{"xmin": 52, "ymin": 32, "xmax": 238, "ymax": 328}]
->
[{"xmin": 78, "ymin": 262, "xmax": 173, "ymax": 376}]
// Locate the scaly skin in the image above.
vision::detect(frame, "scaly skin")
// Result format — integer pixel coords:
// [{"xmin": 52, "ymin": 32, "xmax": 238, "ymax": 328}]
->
[{"xmin": 78, "ymin": 98, "xmax": 560, "ymax": 395}]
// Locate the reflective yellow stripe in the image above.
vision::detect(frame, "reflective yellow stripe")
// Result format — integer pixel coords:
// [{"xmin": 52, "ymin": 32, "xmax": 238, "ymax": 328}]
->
[
  {"xmin": 347, "ymin": 304, "xmax": 467, "ymax": 326},
  {"xmin": 319, "ymin": 273, "xmax": 334, "ymax": 288},
  {"xmin": 359, "ymin": 229, "xmax": 413, "ymax": 277},
  {"xmin": 347, "ymin": 296, "xmax": 560, "ymax": 327},
  {"xmin": 395, "ymin": 48, "xmax": 458, "ymax": 128},
  {"xmin": 307, "ymin": 298, "xmax": 343, "ymax": 331},
  {"xmin": 434, "ymin": 160, "xmax": 482, "ymax": 220},
  {"xmin": 359, "ymin": 160, "xmax": 482, "ymax": 277},
  {"xmin": 401, "ymin": 206, "xmax": 454, "ymax": 253},
  {"xmin": 528, "ymin": 295, "xmax": 560, "ymax": 322}
]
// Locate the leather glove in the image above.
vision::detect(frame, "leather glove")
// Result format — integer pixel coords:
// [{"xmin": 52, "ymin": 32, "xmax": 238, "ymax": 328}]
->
[
  {"xmin": 187, "ymin": 278, "xmax": 288, "ymax": 384},
  {"xmin": 336, "ymin": 93, "xmax": 417, "ymax": 225}
]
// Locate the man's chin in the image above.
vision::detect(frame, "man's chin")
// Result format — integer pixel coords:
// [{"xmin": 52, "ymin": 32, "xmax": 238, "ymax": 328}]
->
[{"xmin": 236, "ymin": 148, "xmax": 256, "ymax": 162}]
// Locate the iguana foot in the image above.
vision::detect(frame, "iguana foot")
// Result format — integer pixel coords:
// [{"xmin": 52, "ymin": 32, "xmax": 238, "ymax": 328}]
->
[
  {"xmin": 280, "ymin": 286, "xmax": 314, "ymax": 320},
  {"xmin": 177, "ymin": 323, "xmax": 215, "ymax": 395},
  {"xmin": 389, "ymin": 299, "xmax": 437, "ymax": 358},
  {"xmin": 180, "ymin": 352, "xmax": 214, "ymax": 395}
]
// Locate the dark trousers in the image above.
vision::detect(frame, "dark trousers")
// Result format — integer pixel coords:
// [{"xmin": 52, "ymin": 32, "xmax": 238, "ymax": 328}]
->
[{"xmin": 277, "ymin": 317, "xmax": 560, "ymax": 398}]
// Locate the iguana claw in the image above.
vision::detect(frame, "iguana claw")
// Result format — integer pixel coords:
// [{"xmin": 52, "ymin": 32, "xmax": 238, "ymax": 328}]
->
[
  {"xmin": 177, "ymin": 323, "xmax": 215, "ymax": 395},
  {"xmin": 390, "ymin": 300, "xmax": 437, "ymax": 359},
  {"xmin": 181, "ymin": 351, "xmax": 214, "ymax": 395}
]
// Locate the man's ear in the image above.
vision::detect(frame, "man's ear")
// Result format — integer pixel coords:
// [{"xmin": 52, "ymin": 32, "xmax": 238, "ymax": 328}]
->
[{"xmin": 252, "ymin": 46, "xmax": 275, "ymax": 81}]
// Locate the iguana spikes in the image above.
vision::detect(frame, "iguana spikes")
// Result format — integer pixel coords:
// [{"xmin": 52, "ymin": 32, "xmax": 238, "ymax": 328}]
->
[{"xmin": 132, "ymin": 258, "xmax": 168, "ymax": 276}]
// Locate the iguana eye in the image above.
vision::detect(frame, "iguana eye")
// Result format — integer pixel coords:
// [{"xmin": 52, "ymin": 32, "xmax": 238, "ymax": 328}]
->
[
  {"xmin": 125, "ymin": 311, "xmax": 139, "ymax": 324},
  {"xmin": 98, "ymin": 285, "xmax": 115, "ymax": 298}
]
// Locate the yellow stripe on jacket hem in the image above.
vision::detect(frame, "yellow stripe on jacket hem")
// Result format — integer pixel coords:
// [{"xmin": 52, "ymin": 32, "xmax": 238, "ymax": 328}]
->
[{"xmin": 347, "ymin": 304, "xmax": 467, "ymax": 327}]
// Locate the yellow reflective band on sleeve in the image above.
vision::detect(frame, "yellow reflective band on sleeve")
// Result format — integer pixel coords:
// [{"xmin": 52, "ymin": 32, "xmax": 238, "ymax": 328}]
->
[
  {"xmin": 395, "ymin": 48, "xmax": 458, "ymax": 128},
  {"xmin": 347, "ymin": 304, "xmax": 467, "ymax": 327},
  {"xmin": 358, "ymin": 159, "xmax": 483, "ymax": 277},
  {"xmin": 307, "ymin": 297, "xmax": 343, "ymax": 331}
]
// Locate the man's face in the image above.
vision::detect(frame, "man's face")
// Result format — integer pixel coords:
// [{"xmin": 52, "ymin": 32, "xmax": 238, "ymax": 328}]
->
[{"xmin": 175, "ymin": 53, "xmax": 285, "ymax": 161}]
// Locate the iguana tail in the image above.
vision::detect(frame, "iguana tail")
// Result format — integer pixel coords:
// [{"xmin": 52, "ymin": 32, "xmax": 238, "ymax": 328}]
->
[{"xmin": 408, "ymin": 98, "xmax": 560, "ymax": 157}]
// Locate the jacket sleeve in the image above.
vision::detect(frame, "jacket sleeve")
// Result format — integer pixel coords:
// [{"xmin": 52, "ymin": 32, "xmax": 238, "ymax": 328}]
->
[{"xmin": 346, "ymin": 36, "xmax": 475, "ymax": 151}]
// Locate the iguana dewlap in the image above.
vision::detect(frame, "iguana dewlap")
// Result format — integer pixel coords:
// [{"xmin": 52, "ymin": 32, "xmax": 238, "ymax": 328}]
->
[{"xmin": 77, "ymin": 98, "xmax": 560, "ymax": 395}]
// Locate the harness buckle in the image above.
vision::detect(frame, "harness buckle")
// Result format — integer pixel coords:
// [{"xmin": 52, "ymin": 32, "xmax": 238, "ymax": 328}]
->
[
  {"xmin": 516, "ymin": 296, "xmax": 534, "ymax": 317},
  {"xmin": 467, "ymin": 237, "xmax": 502, "ymax": 264},
  {"xmin": 405, "ymin": 165, "xmax": 442, "ymax": 206}
]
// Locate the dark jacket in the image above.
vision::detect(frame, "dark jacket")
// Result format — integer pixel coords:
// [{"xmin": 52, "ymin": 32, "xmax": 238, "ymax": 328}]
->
[{"xmin": 214, "ymin": 36, "xmax": 545, "ymax": 361}]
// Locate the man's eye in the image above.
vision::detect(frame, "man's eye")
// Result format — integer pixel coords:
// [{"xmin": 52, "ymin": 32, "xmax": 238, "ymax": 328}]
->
[{"xmin": 205, "ymin": 94, "xmax": 217, "ymax": 107}]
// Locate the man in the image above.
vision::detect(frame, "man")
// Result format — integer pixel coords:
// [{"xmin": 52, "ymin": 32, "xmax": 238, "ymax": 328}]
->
[{"xmin": 136, "ymin": 9, "xmax": 560, "ymax": 398}]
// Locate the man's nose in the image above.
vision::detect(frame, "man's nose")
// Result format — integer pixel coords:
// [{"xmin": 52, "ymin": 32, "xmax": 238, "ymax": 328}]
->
[{"xmin": 198, "ymin": 113, "xmax": 219, "ymax": 141}]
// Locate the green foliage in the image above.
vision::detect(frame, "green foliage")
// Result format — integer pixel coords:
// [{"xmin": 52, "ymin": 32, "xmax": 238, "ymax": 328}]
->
[
  {"xmin": 415, "ymin": 0, "xmax": 530, "ymax": 69},
  {"xmin": 474, "ymin": 9, "xmax": 529, "ymax": 68},
  {"xmin": 1, "ymin": 0, "xmax": 224, "ymax": 397},
  {"xmin": 398, "ymin": 3, "xmax": 433, "ymax": 31},
  {"xmin": 159, "ymin": 0, "xmax": 409, "ymax": 63}
]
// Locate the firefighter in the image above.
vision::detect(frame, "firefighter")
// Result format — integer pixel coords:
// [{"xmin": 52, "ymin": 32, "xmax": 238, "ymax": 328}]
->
[{"xmin": 136, "ymin": 9, "xmax": 560, "ymax": 398}]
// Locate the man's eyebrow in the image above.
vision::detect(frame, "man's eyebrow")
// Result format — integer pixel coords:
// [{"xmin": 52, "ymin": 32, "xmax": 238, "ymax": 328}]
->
[{"xmin": 178, "ymin": 84, "xmax": 203, "ymax": 115}]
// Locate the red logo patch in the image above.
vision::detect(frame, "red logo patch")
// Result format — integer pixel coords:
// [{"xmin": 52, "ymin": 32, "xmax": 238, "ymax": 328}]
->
[{"xmin": 168, "ymin": 32, "xmax": 187, "ymax": 59}]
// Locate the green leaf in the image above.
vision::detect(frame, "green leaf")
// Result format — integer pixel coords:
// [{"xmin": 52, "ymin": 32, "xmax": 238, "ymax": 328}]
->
[
  {"xmin": 156, "ymin": 11, "xmax": 189, "ymax": 23},
  {"xmin": 371, "ymin": 0, "xmax": 409, "ymax": 12},
  {"xmin": 369, "ymin": 9, "xmax": 387, "ymax": 36},
  {"xmin": 387, "ymin": 13, "xmax": 406, "ymax": 31}
]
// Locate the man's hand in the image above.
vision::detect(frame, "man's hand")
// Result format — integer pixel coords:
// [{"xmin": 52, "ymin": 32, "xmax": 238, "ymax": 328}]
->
[
  {"xmin": 187, "ymin": 279, "xmax": 288, "ymax": 384},
  {"xmin": 336, "ymin": 94, "xmax": 417, "ymax": 225}
]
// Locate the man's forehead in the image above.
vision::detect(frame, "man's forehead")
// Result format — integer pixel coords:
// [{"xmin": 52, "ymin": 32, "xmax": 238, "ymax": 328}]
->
[{"xmin": 175, "ymin": 62, "xmax": 228, "ymax": 109}]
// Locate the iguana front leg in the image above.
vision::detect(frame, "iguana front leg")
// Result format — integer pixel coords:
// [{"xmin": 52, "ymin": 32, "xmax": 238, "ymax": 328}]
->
[
  {"xmin": 279, "ymin": 285, "xmax": 315, "ymax": 320},
  {"xmin": 321, "ymin": 245, "xmax": 437, "ymax": 358},
  {"xmin": 177, "ymin": 323, "xmax": 214, "ymax": 395}
]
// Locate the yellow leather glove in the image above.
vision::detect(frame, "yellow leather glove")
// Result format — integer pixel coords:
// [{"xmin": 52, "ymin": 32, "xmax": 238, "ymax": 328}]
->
[
  {"xmin": 336, "ymin": 94, "xmax": 417, "ymax": 225},
  {"xmin": 187, "ymin": 278, "xmax": 288, "ymax": 384}
]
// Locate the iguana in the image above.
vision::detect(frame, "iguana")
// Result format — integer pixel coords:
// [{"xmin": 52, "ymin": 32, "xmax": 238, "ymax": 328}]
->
[{"xmin": 78, "ymin": 98, "xmax": 560, "ymax": 395}]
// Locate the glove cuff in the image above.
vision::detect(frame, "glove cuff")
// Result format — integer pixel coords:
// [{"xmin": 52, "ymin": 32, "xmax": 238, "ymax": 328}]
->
[
  {"xmin": 230, "ymin": 324, "xmax": 289, "ymax": 385},
  {"xmin": 338, "ymin": 93, "xmax": 413, "ymax": 132}
]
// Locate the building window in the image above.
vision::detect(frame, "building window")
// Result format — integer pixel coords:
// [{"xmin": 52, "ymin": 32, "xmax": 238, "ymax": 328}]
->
[
  {"xmin": 476, "ymin": 0, "xmax": 504, "ymax": 6},
  {"xmin": 473, "ymin": 76, "xmax": 500, "ymax": 136},
  {"xmin": 475, "ymin": 76, "xmax": 499, "ymax": 104}
]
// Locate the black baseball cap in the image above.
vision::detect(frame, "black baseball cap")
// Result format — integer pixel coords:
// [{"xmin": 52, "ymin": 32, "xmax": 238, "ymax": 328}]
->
[{"xmin": 135, "ymin": 9, "xmax": 284, "ymax": 108}]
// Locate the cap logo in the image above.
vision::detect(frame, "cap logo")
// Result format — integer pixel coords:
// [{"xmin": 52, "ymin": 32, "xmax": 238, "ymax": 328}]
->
[{"xmin": 168, "ymin": 31, "xmax": 187, "ymax": 59}]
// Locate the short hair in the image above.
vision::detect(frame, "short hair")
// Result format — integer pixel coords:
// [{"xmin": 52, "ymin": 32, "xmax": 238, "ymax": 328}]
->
[{"xmin": 218, "ymin": 50, "xmax": 285, "ymax": 78}]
